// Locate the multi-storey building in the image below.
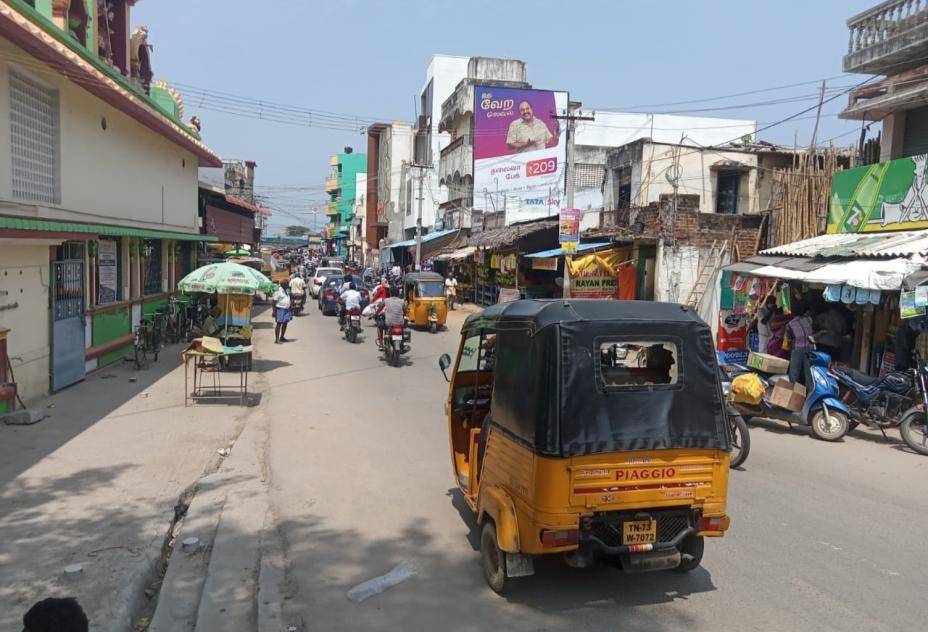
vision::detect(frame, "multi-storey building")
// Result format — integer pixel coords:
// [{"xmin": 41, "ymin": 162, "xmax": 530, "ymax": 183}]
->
[
  {"xmin": 324, "ymin": 148, "xmax": 366, "ymax": 256},
  {"xmin": 366, "ymin": 121, "xmax": 413, "ymax": 252},
  {"xmin": 0, "ymin": 1, "xmax": 220, "ymax": 404}
]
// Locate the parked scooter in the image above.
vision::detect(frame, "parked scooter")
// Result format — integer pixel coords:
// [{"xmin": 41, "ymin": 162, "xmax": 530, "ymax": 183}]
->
[
  {"xmin": 830, "ymin": 364, "xmax": 914, "ymax": 438},
  {"xmin": 723, "ymin": 346, "xmax": 851, "ymax": 442}
]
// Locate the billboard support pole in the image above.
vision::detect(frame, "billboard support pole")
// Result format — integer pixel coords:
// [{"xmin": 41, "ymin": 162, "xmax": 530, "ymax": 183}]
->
[{"xmin": 554, "ymin": 101, "xmax": 594, "ymax": 298}]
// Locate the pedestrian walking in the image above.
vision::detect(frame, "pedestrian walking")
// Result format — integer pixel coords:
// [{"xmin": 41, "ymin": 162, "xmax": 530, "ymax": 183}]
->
[{"xmin": 272, "ymin": 279, "xmax": 292, "ymax": 343}]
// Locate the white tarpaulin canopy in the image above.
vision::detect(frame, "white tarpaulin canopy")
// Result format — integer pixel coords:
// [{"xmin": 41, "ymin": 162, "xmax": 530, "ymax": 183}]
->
[
  {"xmin": 434, "ymin": 246, "xmax": 476, "ymax": 261},
  {"xmin": 742, "ymin": 256, "xmax": 924, "ymax": 290}
]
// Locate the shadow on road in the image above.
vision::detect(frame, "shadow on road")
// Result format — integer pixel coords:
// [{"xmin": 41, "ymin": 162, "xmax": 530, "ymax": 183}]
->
[{"xmin": 278, "ymin": 512, "xmax": 714, "ymax": 631}]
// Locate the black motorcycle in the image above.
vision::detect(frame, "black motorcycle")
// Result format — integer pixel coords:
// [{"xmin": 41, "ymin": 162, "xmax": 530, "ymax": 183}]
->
[
  {"xmin": 898, "ymin": 358, "xmax": 928, "ymax": 455},
  {"xmin": 831, "ymin": 365, "xmax": 915, "ymax": 438}
]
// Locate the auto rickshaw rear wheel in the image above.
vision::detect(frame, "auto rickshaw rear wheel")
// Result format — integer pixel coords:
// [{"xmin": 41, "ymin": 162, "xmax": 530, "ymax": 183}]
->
[
  {"xmin": 674, "ymin": 535, "xmax": 704, "ymax": 573},
  {"xmin": 481, "ymin": 521, "xmax": 510, "ymax": 594}
]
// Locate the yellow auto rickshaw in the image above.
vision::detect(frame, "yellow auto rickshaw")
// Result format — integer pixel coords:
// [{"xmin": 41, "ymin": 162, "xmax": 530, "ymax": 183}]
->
[
  {"xmin": 404, "ymin": 272, "xmax": 448, "ymax": 333},
  {"xmin": 437, "ymin": 299, "xmax": 732, "ymax": 593}
]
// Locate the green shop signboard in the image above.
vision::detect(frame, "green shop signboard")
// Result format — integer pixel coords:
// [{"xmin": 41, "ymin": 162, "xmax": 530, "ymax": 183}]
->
[{"xmin": 829, "ymin": 154, "xmax": 928, "ymax": 233}]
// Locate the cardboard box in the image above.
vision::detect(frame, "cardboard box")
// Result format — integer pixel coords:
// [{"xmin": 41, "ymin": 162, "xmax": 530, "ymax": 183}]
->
[
  {"xmin": 747, "ymin": 351, "xmax": 790, "ymax": 374},
  {"xmin": 770, "ymin": 380, "xmax": 806, "ymax": 412}
]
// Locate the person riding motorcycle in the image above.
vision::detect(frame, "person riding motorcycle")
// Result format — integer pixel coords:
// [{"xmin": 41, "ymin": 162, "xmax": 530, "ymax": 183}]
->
[
  {"xmin": 374, "ymin": 288, "xmax": 405, "ymax": 348},
  {"xmin": 339, "ymin": 282, "xmax": 362, "ymax": 330},
  {"xmin": 289, "ymin": 272, "xmax": 306, "ymax": 312}
]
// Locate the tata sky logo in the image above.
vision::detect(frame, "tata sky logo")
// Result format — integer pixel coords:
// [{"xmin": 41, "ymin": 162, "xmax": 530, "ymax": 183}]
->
[{"xmin": 523, "ymin": 197, "xmax": 560, "ymax": 206}]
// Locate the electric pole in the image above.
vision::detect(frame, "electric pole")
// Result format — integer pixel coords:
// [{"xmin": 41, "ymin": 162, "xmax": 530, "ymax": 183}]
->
[
  {"xmin": 409, "ymin": 162, "xmax": 429, "ymax": 271},
  {"xmin": 553, "ymin": 101, "xmax": 595, "ymax": 298}
]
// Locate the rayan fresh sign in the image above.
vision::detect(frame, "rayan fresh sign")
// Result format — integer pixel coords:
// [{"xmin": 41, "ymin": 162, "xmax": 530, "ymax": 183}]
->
[{"xmin": 829, "ymin": 154, "xmax": 928, "ymax": 233}]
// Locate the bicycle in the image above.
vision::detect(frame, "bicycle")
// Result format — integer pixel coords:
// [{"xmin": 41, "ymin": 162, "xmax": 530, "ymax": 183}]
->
[
  {"xmin": 133, "ymin": 319, "xmax": 160, "ymax": 369},
  {"xmin": 164, "ymin": 296, "xmax": 188, "ymax": 343}
]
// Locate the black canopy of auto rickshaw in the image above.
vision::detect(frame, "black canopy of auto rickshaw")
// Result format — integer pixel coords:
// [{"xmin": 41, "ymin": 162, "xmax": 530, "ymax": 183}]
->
[
  {"xmin": 462, "ymin": 299, "xmax": 730, "ymax": 457},
  {"xmin": 404, "ymin": 272, "xmax": 444, "ymax": 284}
]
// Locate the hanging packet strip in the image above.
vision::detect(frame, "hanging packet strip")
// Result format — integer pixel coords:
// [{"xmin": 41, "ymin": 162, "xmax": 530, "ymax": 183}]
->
[
  {"xmin": 869, "ymin": 288, "xmax": 881, "ymax": 305},
  {"xmin": 915, "ymin": 285, "xmax": 928, "ymax": 307},
  {"xmin": 840, "ymin": 284, "xmax": 856, "ymax": 304},
  {"xmin": 779, "ymin": 284, "xmax": 791, "ymax": 315},
  {"xmin": 855, "ymin": 287, "xmax": 870, "ymax": 305},
  {"xmin": 823, "ymin": 284, "xmax": 842, "ymax": 302}
]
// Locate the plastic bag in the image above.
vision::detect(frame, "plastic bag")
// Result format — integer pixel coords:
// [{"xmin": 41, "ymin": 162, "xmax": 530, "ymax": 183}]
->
[
  {"xmin": 731, "ymin": 373, "xmax": 765, "ymax": 405},
  {"xmin": 347, "ymin": 560, "xmax": 417, "ymax": 603}
]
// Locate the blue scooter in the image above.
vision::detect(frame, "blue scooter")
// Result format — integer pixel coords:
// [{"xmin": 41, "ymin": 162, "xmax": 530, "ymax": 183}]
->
[{"xmin": 722, "ymin": 347, "xmax": 852, "ymax": 442}]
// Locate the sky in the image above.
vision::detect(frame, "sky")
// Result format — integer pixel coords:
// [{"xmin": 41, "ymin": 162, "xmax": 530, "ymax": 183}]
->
[{"xmin": 134, "ymin": 0, "xmax": 877, "ymax": 234}]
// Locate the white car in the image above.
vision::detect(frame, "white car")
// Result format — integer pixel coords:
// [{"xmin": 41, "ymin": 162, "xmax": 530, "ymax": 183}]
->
[{"xmin": 309, "ymin": 267, "xmax": 343, "ymax": 298}]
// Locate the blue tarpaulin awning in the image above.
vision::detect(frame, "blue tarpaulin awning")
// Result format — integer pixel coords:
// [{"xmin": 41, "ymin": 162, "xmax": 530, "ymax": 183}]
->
[{"xmin": 523, "ymin": 242, "xmax": 612, "ymax": 258}]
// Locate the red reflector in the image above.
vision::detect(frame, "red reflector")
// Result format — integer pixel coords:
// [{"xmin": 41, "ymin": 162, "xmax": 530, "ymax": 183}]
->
[
  {"xmin": 390, "ymin": 326, "xmax": 404, "ymax": 335},
  {"xmin": 541, "ymin": 529, "xmax": 579, "ymax": 548},
  {"xmin": 699, "ymin": 516, "xmax": 724, "ymax": 531}
]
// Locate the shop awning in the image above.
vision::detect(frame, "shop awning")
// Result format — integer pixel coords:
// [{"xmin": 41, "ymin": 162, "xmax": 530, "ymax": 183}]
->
[
  {"xmin": 434, "ymin": 246, "xmax": 476, "ymax": 261},
  {"xmin": 524, "ymin": 242, "xmax": 611, "ymax": 258},
  {"xmin": 0, "ymin": 215, "xmax": 218, "ymax": 241},
  {"xmin": 388, "ymin": 229, "xmax": 458, "ymax": 249},
  {"xmin": 729, "ymin": 255, "xmax": 923, "ymax": 290}
]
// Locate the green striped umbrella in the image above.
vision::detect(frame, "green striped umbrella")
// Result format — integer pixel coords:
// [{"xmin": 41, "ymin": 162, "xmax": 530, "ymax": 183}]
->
[{"xmin": 178, "ymin": 261, "xmax": 277, "ymax": 295}]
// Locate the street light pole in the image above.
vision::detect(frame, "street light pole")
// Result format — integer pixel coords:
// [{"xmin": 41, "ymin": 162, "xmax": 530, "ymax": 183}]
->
[{"xmin": 410, "ymin": 162, "xmax": 429, "ymax": 271}]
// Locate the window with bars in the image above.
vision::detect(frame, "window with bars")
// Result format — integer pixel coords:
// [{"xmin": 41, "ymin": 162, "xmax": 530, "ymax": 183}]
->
[
  {"xmin": 574, "ymin": 163, "xmax": 605, "ymax": 191},
  {"xmin": 9, "ymin": 70, "xmax": 61, "ymax": 204}
]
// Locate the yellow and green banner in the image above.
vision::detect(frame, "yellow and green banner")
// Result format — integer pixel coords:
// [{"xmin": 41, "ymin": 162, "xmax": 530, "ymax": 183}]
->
[{"xmin": 829, "ymin": 154, "xmax": 928, "ymax": 233}]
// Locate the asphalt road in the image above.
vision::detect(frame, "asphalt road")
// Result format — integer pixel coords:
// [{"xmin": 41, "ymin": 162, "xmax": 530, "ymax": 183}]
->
[{"xmin": 261, "ymin": 304, "xmax": 928, "ymax": 631}]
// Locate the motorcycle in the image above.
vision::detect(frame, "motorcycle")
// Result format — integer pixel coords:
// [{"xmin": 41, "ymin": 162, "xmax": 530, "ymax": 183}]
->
[
  {"xmin": 344, "ymin": 307, "xmax": 362, "ymax": 343},
  {"xmin": 830, "ymin": 364, "xmax": 915, "ymax": 438},
  {"xmin": 719, "ymin": 372, "xmax": 751, "ymax": 468},
  {"xmin": 898, "ymin": 357, "xmax": 928, "ymax": 455},
  {"xmin": 382, "ymin": 320, "xmax": 411, "ymax": 367},
  {"xmin": 291, "ymin": 292, "xmax": 306, "ymax": 317},
  {"xmin": 722, "ymin": 346, "xmax": 852, "ymax": 442}
]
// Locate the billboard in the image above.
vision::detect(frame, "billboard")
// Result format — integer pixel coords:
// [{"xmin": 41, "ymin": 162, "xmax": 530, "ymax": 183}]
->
[
  {"xmin": 473, "ymin": 85, "xmax": 568, "ymax": 225},
  {"xmin": 829, "ymin": 154, "xmax": 928, "ymax": 233}
]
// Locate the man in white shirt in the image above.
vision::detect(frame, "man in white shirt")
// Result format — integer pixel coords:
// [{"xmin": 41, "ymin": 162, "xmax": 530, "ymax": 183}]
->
[
  {"xmin": 445, "ymin": 274, "xmax": 458, "ymax": 310},
  {"xmin": 272, "ymin": 280, "xmax": 292, "ymax": 344},
  {"xmin": 289, "ymin": 274, "xmax": 306, "ymax": 297},
  {"xmin": 339, "ymin": 283, "xmax": 362, "ymax": 330},
  {"xmin": 506, "ymin": 101, "xmax": 555, "ymax": 153}
]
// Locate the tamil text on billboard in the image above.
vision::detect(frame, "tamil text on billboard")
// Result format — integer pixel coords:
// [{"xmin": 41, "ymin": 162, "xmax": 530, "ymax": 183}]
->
[
  {"xmin": 472, "ymin": 86, "xmax": 568, "ymax": 224},
  {"xmin": 829, "ymin": 154, "xmax": 928, "ymax": 233}
]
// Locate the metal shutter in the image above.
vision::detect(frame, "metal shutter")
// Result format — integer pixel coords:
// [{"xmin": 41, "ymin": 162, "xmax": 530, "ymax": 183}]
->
[
  {"xmin": 9, "ymin": 70, "xmax": 60, "ymax": 204},
  {"xmin": 903, "ymin": 106, "xmax": 928, "ymax": 158}
]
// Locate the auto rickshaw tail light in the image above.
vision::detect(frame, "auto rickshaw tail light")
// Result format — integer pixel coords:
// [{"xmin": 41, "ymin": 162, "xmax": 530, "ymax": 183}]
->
[
  {"xmin": 541, "ymin": 529, "xmax": 579, "ymax": 548},
  {"xmin": 699, "ymin": 516, "xmax": 728, "ymax": 532}
]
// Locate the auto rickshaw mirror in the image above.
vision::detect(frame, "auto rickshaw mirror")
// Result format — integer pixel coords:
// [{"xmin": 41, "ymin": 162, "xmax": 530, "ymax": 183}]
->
[{"xmin": 438, "ymin": 353, "xmax": 452, "ymax": 381}]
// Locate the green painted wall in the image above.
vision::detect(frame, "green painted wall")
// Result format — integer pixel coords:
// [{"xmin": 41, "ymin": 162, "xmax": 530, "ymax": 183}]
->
[
  {"xmin": 336, "ymin": 152, "xmax": 367, "ymax": 220},
  {"xmin": 93, "ymin": 307, "xmax": 133, "ymax": 367},
  {"xmin": 142, "ymin": 297, "xmax": 168, "ymax": 317}
]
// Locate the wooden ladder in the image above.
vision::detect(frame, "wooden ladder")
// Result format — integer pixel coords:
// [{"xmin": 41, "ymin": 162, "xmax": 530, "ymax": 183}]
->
[{"xmin": 686, "ymin": 240, "xmax": 728, "ymax": 308}]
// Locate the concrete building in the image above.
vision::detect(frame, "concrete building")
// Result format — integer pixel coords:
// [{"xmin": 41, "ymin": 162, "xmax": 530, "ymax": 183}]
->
[
  {"xmin": 839, "ymin": 0, "xmax": 928, "ymax": 160},
  {"xmin": 0, "ymin": 1, "xmax": 220, "ymax": 405},
  {"xmin": 399, "ymin": 54, "xmax": 469, "ymax": 239},
  {"xmin": 324, "ymin": 148, "xmax": 366, "ymax": 256},
  {"xmin": 437, "ymin": 57, "xmax": 530, "ymax": 231},
  {"xmin": 366, "ymin": 121, "xmax": 413, "ymax": 251}
]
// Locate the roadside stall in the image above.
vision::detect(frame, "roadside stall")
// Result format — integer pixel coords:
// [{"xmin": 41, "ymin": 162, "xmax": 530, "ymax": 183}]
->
[
  {"xmin": 177, "ymin": 261, "xmax": 277, "ymax": 382},
  {"xmin": 722, "ymin": 231, "xmax": 927, "ymax": 376}
]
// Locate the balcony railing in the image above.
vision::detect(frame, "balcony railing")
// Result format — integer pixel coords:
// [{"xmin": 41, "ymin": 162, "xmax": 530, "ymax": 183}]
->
[
  {"xmin": 325, "ymin": 177, "xmax": 339, "ymax": 192},
  {"xmin": 440, "ymin": 135, "xmax": 470, "ymax": 158},
  {"xmin": 845, "ymin": 0, "xmax": 928, "ymax": 73}
]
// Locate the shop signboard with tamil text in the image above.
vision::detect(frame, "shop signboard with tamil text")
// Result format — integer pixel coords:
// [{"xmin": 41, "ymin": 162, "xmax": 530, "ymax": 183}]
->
[
  {"xmin": 829, "ymin": 153, "xmax": 928, "ymax": 233},
  {"xmin": 565, "ymin": 248, "xmax": 628, "ymax": 299},
  {"xmin": 473, "ymin": 86, "xmax": 568, "ymax": 224},
  {"xmin": 559, "ymin": 208, "xmax": 580, "ymax": 253}
]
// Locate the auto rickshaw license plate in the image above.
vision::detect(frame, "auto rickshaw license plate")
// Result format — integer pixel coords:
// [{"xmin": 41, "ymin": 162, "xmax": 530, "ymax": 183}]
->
[{"xmin": 622, "ymin": 520, "xmax": 657, "ymax": 545}]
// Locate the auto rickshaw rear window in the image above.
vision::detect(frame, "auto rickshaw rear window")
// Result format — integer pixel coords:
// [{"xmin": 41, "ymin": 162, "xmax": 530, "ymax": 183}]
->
[
  {"xmin": 417, "ymin": 281, "xmax": 445, "ymax": 297},
  {"xmin": 599, "ymin": 341, "xmax": 679, "ymax": 388}
]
